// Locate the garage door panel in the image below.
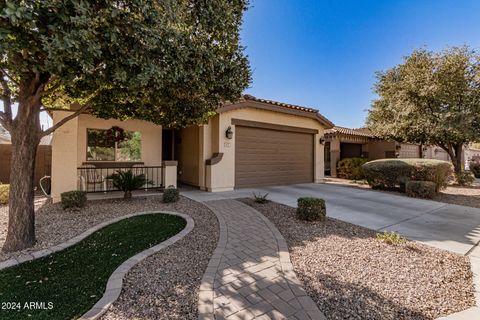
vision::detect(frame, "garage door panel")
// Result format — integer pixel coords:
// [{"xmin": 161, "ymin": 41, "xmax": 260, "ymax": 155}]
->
[{"xmin": 235, "ymin": 126, "xmax": 314, "ymax": 188}]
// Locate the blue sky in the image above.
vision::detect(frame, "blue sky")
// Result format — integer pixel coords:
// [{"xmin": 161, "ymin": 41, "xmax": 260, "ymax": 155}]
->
[{"xmin": 240, "ymin": 0, "xmax": 480, "ymax": 128}]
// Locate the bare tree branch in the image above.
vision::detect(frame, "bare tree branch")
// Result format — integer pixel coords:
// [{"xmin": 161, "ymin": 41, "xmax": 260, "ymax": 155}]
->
[{"xmin": 40, "ymin": 104, "xmax": 89, "ymax": 137}]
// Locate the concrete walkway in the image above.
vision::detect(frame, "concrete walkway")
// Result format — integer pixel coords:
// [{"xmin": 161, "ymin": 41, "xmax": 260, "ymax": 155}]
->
[
  {"xmin": 198, "ymin": 199, "xmax": 325, "ymax": 320},
  {"xmin": 183, "ymin": 183, "xmax": 480, "ymax": 256}
]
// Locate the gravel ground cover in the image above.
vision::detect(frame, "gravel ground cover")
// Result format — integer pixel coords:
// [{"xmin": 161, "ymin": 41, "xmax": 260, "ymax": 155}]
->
[
  {"xmin": 240, "ymin": 198, "xmax": 475, "ymax": 320},
  {"xmin": 325, "ymin": 177, "xmax": 480, "ymax": 209},
  {"xmin": 101, "ymin": 197, "xmax": 218, "ymax": 320},
  {"xmin": 1, "ymin": 196, "xmax": 219, "ymax": 319}
]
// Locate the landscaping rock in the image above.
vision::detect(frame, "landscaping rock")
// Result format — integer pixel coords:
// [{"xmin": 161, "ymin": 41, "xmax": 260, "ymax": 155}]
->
[{"xmin": 241, "ymin": 198, "xmax": 476, "ymax": 320}]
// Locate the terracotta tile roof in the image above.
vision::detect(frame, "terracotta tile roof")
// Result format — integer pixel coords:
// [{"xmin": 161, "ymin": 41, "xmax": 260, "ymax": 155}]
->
[
  {"xmin": 222, "ymin": 94, "xmax": 334, "ymax": 128},
  {"xmin": 325, "ymin": 126, "xmax": 374, "ymax": 138},
  {"xmin": 241, "ymin": 94, "xmax": 319, "ymax": 113}
]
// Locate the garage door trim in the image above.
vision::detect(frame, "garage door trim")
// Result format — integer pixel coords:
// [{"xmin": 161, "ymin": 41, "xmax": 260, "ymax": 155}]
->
[{"xmin": 231, "ymin": 119, "xmax": 319, "ymax": 134}]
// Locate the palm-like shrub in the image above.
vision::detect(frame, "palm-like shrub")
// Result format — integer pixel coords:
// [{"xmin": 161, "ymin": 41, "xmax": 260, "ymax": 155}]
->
[{"xmin": 108, "ymin": 170, "xmax": 151, "ymax": 199}]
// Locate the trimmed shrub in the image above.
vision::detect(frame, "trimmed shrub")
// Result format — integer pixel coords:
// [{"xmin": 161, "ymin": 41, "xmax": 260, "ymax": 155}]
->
[
  {"xmin": 163, "ymin": 186, "xmax": 179, "ymax": 203},
  {"xmin": 0, "ymin": 184, "xmax": 9, "ymax": 205},
  {"xmin": 61, "ymin": 190, "xmax": 87, "ymax": 209},
  {"xmin": 296, "ymin": 197, "xmax": 326, "ymax": 221},
  {"xmin": 362, "ymin": 159, "xmax": 452, "ymax": 191},
  {"xmin": 337, "ymin": 157, "xmax": 368, "ymax": 180},
  {"xmin": 362, "ymin": 159, "xmax": 411, "ymax": 189},
  {"xmin": 405, "ymin": 180, "xmax": 437, "ymax": 199},
  {"xmin": 469, "ymin": 161, "xmax": 480, "ymax": 178},
  {"xmin": 455, "ymin": 171, "xmax": 475, "ymax": 186}
]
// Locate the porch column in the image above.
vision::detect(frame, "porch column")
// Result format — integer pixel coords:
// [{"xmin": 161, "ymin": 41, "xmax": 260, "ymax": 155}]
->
[
  {"xmin": 163, "ymin": 160, "xmax": 178, "ymax": 188},
  {"xmin": 330, "ymin": 137, "xmax": 341, "ymax": 177},
  {"xmin": 51, "ymin": 110, "xmax": 79, "ymax": 202}
]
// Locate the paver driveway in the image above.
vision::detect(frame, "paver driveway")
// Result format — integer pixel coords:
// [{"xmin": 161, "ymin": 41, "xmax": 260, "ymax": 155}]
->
[{"xmin": 183, "ymin": 183, "xmax": 480, "ymax": 257}]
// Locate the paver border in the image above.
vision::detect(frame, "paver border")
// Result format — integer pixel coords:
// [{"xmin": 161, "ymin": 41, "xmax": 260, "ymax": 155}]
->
[
  {"xmin": 198, "ymin": 200, "xmax": 326, "ymax": 320},
  {"xmin": 0, "ymin": 211, "xmax": 194, "ymax": 320},
  {"xmin": 198, "ymin": 202, "xmax": 229, "ymax": 320}
]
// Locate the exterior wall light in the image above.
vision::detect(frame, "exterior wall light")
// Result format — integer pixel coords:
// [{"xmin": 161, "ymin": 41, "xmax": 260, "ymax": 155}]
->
[
  {"xmin": 225, "ymin": 126, "xmax": 234, "ymax": 139},
  {"xmin": 319, "ymin": 136, "xmax": 325, "ymax": 144}
]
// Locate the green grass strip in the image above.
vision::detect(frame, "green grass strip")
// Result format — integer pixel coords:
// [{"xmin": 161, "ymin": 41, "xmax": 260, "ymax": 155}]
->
[{"xmin": 0, "ymin": 213, "xmax": 186, "ymax": 320}]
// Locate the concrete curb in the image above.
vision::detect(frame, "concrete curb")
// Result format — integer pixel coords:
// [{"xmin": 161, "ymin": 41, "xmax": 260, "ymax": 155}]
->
[{"xmin": 79, "ymin": 211, "xmax": 194, "ymax": 320}]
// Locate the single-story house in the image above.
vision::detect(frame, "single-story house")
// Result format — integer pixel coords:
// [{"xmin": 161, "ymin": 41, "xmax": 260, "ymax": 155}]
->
[
  {"xmin": 49, "ymin": 95, "xmax": 334, "ymax": 202},
  {"xmin": 0, "ymin": 124, "xmax": 52, "ymax": 188},
  {"xmin": 324, "ymin": 126, "xmax": 478, "ymax": 177}
]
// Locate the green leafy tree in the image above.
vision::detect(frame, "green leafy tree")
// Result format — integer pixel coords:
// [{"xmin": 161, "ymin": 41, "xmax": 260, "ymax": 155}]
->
[
  {"xmin": 0, "ymin": 0, "xmax": 250, "ymax": 251},
  {"xmin": 367, "ymin": 47, "xmax": 480, "ymax": 175}
]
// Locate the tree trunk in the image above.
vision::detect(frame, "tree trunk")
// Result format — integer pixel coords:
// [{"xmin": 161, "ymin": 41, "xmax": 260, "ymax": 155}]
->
[
  {"xmin": 441, "ymin": 144, "xmax": 464, "ymax": 174},
  {"xmin": 2, "ymin": 101, "xmax": 41, "ymax": 252},
  {"xmin": 453, "ymin": 144, "xmax": 464, "ymax": 174}
]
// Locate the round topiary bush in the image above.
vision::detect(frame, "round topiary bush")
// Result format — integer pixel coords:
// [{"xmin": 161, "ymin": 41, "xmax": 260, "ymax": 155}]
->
[
  {"xmin": 296, "ymin": 197, "xmax": 326, "ymax": 221},
  {"xmin": 362, "ymin": 159, "xmax": 452, "ymax": 192},
  {"xmin": 336, "ymin": 157, "xmax": 368, "ymax": 180},
  {"xmin": 162, "ymin": 185, "xmax": 180, "ymax": 203}
]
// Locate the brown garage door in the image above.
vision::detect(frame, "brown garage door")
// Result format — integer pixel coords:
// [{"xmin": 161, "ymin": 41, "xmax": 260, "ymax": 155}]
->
[{"xmin": 235, "ymin": 126, "xmax": 314, "ymax": 188}]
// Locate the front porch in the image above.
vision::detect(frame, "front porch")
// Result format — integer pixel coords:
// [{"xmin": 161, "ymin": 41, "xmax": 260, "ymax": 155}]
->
[{"xmin": 50, "ymin": 110, "xmax": 178, "ymax": 202}]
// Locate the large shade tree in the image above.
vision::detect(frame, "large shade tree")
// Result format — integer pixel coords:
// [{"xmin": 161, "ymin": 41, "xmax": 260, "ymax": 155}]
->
[
  {"xmin": 367, "ymin": 46, "xmax": 480, "ymax": 174},
  {"xmin": 0, "ymin": 0, "xmax": 250, "ymax": 252}
]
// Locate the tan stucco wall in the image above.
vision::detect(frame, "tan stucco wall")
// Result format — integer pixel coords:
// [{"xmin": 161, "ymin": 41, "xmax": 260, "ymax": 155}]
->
[
  {"xmin": 177, "ymin": 126, "xmax": 200, "ymax": 186},
  {"xmin": 205, "ymin": 107, "xmax": 327, "ymax": 191},
  {"xmin": 76, "ymin": 114, "xmax": 162, "ymax": 166},
  {"xmin": 51, "ymin": 111, "xmax": 79, "ymax": 202},
  {"xmin": 367, "ymin": 140, "xmax": 396, "ymax": 160},
  {"xmin": 51, "ymin": 112, "xmax": 162, "ymax": 201}
]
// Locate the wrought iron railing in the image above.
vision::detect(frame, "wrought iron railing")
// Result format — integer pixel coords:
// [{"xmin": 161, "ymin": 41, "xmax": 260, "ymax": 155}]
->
[{"xmin": 77, "ymin": 165, "xmax": 163, "ymax": 193}]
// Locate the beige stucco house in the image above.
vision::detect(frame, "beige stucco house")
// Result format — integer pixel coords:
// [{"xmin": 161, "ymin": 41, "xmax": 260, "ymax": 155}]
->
[
  {"xmin": 49, "ymin": 95, "xmax": 334, "ymax": 202},
  {"xmin": 324, "ymin": 126, "xmax": 479, "ymax": 177}
]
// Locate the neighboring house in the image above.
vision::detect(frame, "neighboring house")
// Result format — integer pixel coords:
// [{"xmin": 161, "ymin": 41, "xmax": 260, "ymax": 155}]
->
[
  {"xmin": 49, "ymin": 95, "xmax": 334, "ymax": 202},
  {"xmin": 323, "ymin": 126, "xmax": 476, "ymax": 177},
  {"xmin": 0, "ymin": 124, "xmax": 52, "ymax": 188}
]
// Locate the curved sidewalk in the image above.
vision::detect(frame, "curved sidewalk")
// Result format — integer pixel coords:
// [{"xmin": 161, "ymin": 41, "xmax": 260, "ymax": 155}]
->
[{"xmin": 198, "ymin": 199, "xmax": 325, "ymax": 320}]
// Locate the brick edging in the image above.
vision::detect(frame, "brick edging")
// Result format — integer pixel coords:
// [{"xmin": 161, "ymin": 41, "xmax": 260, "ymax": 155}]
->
[{"xmin": 198, "ymin": 202, "xmax": 228, "ymax": 319}]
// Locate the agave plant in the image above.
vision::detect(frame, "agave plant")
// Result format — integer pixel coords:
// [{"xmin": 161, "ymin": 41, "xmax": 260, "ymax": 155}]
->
[{"xmin": 107, "ymin": 170, "xmax": 152, "ymax": 199}]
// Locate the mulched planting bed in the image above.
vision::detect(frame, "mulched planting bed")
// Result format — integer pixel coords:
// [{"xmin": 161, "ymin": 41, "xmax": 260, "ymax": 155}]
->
[
  {"xmin": 0, "ymin": 213, "xmax": 186, "ymax": 320},
  {"xmin": 240, "ymin": 198, "xmax": 476, "ymax": 320}
]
